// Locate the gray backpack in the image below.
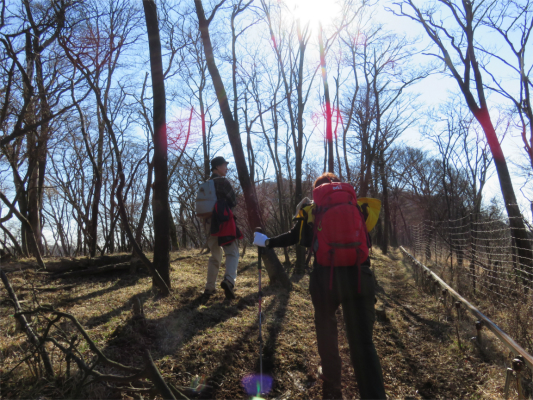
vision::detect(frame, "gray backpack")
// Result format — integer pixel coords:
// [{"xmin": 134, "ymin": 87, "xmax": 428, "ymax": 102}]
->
[{"xmin": 195, "ymin": 179, "xmax": 217, "ymax": 218}]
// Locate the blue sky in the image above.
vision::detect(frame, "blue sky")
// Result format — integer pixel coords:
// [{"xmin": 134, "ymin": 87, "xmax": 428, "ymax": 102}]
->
[{"xmin": 279, "ymin": 0, "xmax": 532, "ymax": 216}]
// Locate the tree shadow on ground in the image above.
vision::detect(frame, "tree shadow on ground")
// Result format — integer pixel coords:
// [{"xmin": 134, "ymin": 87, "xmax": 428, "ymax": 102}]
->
[
  {"xmin": 377, "ymin": 305, "xmax": 470, "ymax": 399},
  {"xmin": 258, "ymin": 289, "xmax": 291, "ymax": 370},
  {"xmin": 237, "ymin": 262, "xmax": 257, "ymax": 274},
  {"xmin": 374, "ymin": 276, "xmax": 457, "ymax": 399},
  {"xmin": 51, "ymin": 270, "xmax": 148, "ymax": 308},
  {"xmin": 290, "ymin": 270, "xmax": 310, "ymax": 284},
  {"xmin": 127, "ymin": 283, "xmax": 293, "ymax": 399},
  {"xmin": 84, "ymin": 288, "xmax": 153, "ymax": 328},
  {"xmin": 377, "ymin": 289, "xmax": 449, "ymax": 342},
  {"xmin": 148, "ymin": 286, "xmax": 274, "ymax": 357},
  {"xmin": 196, "ymin": 289, "xmax": 292, "ymax": 399},
  {"xmin": 377, "ymin": 317, "xmax": 441, "ymax": 399}
]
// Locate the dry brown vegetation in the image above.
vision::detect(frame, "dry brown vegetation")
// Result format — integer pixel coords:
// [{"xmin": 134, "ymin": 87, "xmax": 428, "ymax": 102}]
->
[{"xmin": 0, "ymin": 248, "xmax": 529, "ymax": 399}]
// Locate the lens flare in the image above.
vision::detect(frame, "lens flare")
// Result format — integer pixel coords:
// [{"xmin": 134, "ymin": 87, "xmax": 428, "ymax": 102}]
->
[
  {"xmin": 189, "ymin": 374, "xmax": 207, "ymax": 392},
  {"xmin": 242, "ymin": 373, "xmax": 273, "ymax": 397}
]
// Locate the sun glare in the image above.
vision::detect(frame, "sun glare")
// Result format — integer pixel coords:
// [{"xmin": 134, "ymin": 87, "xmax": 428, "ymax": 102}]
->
[{"xmin": 282, "ymin": 0, "xmax": 341, "ymax": 30}]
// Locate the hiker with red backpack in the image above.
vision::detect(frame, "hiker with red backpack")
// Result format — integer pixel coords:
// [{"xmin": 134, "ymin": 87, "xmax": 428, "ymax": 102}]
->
[
  {"xmin": 253, "ymin": 172, "xmax": 386, "ymax": 400},
  {"xmin": 199, "ymin": 156, "xmax": 241, "ymax": 300}
]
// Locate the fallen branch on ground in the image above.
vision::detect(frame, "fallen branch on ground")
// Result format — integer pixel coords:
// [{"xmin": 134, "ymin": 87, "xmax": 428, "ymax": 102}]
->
[
  {"xmin": 53, "ymin": 260, "xmax": 142, "ymax": 279},
  {"xmin": 1, "ymin": 269, "xmax": 188, "ymax": 399}
]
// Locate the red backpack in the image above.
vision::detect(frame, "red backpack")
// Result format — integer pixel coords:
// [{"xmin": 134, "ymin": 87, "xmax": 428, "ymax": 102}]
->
[{"xmin": 311, "ymin": 182, "xmax": 369, "ymax": 288}]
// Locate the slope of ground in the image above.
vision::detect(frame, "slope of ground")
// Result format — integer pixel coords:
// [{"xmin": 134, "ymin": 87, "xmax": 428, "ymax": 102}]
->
[{"xmin": 0, "ymin": 248, "xmax": 522, "ymax": 399}]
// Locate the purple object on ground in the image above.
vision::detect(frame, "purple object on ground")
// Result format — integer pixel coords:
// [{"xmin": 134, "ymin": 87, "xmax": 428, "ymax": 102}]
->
[{"xmin": 242, "ymin": 373, "xmax": 273, "ymax": 396}]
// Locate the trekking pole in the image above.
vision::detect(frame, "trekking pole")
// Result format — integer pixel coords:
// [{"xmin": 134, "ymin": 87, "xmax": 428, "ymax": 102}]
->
[{"xmin": 255, "ymin": 227, "xmax": 264, "ymax": 396}]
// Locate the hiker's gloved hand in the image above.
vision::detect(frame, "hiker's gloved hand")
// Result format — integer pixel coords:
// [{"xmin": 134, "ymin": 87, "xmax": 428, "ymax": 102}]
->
[{"xmin": 253, "ymin": 232, "xmax": 269, "ymax": 247}]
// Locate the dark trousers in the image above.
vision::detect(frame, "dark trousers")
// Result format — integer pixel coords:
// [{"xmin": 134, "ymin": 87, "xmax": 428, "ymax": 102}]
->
[{"xmin": 310, "ymin": 265, "xmax": 386, "ymax": 400}]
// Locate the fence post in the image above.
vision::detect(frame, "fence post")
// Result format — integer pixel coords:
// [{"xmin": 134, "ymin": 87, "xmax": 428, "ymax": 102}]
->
[
  {"xmin": 504, "ymin": 367, "xmax": 514, "ymax": 399},
  {"xmin": 503, "ymin": 357, "xmax": 525, "ymax": 400},
  {"xmin": 512, "ymin": 357, "xmax": 525, "ymax": 400},
  {"xmin": 476, "ymin": 320, "xmax": 483, "ymax": 346}
]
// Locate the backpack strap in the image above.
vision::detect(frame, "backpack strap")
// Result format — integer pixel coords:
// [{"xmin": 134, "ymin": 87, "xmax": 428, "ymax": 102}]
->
[
  {"xmin": 305, "ymin": 225, "xmax": 317, "ymax": 267},
  {"xmin": 305, "ymin": 205, "xmax": 324, "ymax": 267},
  {"xmin": 328, "ymin": 242, "xmax": 361, "ymax": 248}
]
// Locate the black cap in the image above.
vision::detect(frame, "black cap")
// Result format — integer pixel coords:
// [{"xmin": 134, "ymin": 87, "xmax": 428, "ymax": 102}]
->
[{"xmin": 211, "ymin": 156, "xmax": 229, "ymax": 171}]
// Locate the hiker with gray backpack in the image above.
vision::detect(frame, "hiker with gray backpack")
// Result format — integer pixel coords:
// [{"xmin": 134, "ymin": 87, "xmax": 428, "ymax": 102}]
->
[
  {"xmin": 253, "ymin": 172, "xmax": 386, "ymax": 400},
  {"xmin": 196, "ymin": 156, "xmax": 241, "ymax": 300}
]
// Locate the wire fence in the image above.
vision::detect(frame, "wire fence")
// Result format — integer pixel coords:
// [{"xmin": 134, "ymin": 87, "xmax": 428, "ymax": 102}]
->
[{"xmin": 403, "ymin": 211, "xmax": 533, "ymax": 354}]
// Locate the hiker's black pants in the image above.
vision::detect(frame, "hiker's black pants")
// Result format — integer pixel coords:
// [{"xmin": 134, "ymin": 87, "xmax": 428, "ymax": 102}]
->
[{"xmin": 310, "ymin": 264, "xmax": 386, "ymax": 400}]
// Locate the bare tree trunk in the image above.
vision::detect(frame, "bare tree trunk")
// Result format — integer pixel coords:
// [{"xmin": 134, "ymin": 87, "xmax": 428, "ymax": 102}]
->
[
  {"xmin": 194, "ymin": 0, "xmax": 290, "ymax": 289},
  {"xmin": 395, "ymin": 0, "xmax": 533, "ymax": 284},
  {"xmin": 22, "ymin": 0, "xmax": 66, "ymax": 258},
  {"xmin": 143, "ymin": 0, "xmax": 170, "ymax": 288},
  {"xmin": 334, "ymin": 77, "xmax": 343, "ymax": 180},
  {"xmin": 0, "ymin": 223, "xmax": 23, "ymax": 256},
  {"xmin": 109, "ymin": 175, "xmax": 117, "ymax": 254},
  {"xmin": 22, "ymin": 29, "xmax": 37, "ymax": 256},
  {"xmin": 136, "ymin": 159, "xmax": 153, "ymax": 245},
  {"xmin": 199, "ymin": 85, "xmax": 210, "ymax": 180},
  {"xmin": 179, "ymin": 202, "xmax": 186, "ymax": 249},
  {"xmin": 169, "ymin": 206, "xmax": 179, "ymax": 251},
  {"xmin": 0, "ymin": 191, "xmax": 45, "ymax": 269},
  {"xmin": 60, "ymin": 32, "xmax": 170, "ymax": 294},
  {"xmin": 1, "ymin": 270, "xmax": 54, "ymax": 377},
  {"xmin": 254, "ymin": 84, "xmax": 290, "ymax": 265},
  {"xmin": 294, "ymin": 23, "xmax": 310, "ymax": 274},
  {"xmin": 260, "ymin": 2, "xmax": 309, "ymax": 275},
  {"xmin": 244, "ymin": 95, "xmax": 255, "ymax": 184},
  {"xmin": 475, "ymin": 107, "xmax": 532, "ymax": 282},
  {"xmin": 14, "ymin": 177, "xmax": 30, "ymax": 257},
  {"xmin": 295, "ymin": 22, "xmax": 307, "ymax": 204},
  {"xmin": 75, "ymin": 89, "xmax": 104, "ymax": 258},
  {"xmin": 26, "ymin": 135, "xmax": 43, "ymax": 256},
  {"xmin": 379, "ymin": 156, "xmax": 389, "ymax": 254},
  {"xmin": 88, "ymin": 114, "xmax": 104, "ymax": 258},
  {"xmin": 33, "ymin": 56, "xmax": 48, "ymax": 257},
  {"xmin": 319, "ymin": 25, "xmax": 334, "ymax": 174}
]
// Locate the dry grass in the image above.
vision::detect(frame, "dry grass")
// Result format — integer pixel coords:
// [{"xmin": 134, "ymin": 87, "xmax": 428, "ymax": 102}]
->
[{"xmin": 1, "ymin": 247, "xmax": 530, "ymax": 399}]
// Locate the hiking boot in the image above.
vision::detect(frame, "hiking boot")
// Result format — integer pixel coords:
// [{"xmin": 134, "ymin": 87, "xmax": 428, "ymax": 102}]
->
[
  {"xmin": 322, "ymin": 381, "xmax": 342, "ymax": 400},
  {"xmin": 220, "ymin": 279, "xmax": 235, "ymax": 300},
  {"xmin": 202, "ymin": 289, "xmax": 216, "ymax": 297}
]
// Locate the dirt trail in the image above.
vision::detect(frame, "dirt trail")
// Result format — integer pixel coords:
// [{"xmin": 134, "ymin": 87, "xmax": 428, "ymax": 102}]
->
[
  {"xmin": 370, "ymin": 248, "xmax": 503, "ymax": 399},
  {"xmin": 0, "ymin": 248, "xmax": 511, "ymax": 399}
]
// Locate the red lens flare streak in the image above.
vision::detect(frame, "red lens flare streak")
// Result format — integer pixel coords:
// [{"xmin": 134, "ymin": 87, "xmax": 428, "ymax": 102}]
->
[
  {"xmin": 167, "ymin": 107, "xmax": 198, "ymax": 153},
  {"xmin": 311, "ymin": 104, "xmax": 344, "ymax": 142}
]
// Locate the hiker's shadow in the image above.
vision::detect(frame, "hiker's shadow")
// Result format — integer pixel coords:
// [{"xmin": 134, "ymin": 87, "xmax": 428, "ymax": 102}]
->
[
  {"xmin": 198, "ymin": 288, "xmax": 292, "ymax": 399},
  {"xmin": 148, "ymin": 287, "xmax": 269, "ymax": 358},
  {"xmin": 87, "ymin": 277, "xmax": 293, "ymax": 399},
  {"xmin": 144, "ymin": 284, "xmax": 292, "ymax": 399}
]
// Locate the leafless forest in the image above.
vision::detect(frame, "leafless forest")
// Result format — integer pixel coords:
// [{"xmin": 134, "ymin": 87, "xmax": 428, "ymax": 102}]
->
[{"xmin": 1, "ymin": 0, "xmax": 533, "ymax": 398}]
